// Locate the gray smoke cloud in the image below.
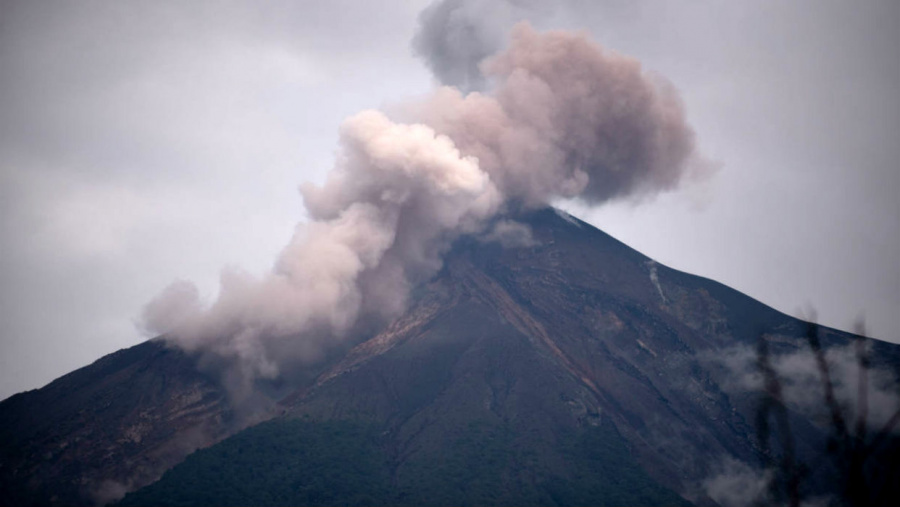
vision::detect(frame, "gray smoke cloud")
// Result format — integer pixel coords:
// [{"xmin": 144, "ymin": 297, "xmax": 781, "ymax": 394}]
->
[
  {"xmin": 412, "ymin": 0, "xmax": 568, "ymax": 92},
  {"xmin": 143, "ymin": 22, "xmax": 709, "ymax": 393},
  {"xmin": 144, "ymin": 110, "xmax": 501, "ymax": 390},
  {"xmin": 412, "ymin": 23, "xmax": 712, "ymax": 206},
  {"xmin": 479, "ymin": 220, "xmax": 538, "ymax": 248},
  {"xmin": 412, "ymin": 0, "xmax": 518, "ymax": 91}
]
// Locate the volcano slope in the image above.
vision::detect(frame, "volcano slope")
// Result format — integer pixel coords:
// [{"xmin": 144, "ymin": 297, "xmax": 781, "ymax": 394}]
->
[
  {"xmin": 0, "ymin": 340, "xmax": 234, "ymax": 506},
  {"xmin": 4, "ymin": 208, "xmax": 899, "ymax": 506}
]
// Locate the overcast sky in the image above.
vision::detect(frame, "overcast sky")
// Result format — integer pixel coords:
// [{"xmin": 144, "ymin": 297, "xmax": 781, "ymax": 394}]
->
[{"xmin": 1, "ymin": 0, "xmax": 897, "ymax": 401}]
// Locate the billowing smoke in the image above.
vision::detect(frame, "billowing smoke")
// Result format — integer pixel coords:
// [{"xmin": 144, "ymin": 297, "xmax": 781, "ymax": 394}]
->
[
  {"xmin": 144, "ymin": 110, "xmax": 501, "ymax": 391},
  {"xmin": 411, "ymin": 23, "xmax": 711, "ymax": 205},
  {"xmin": 413, "ymin": 0, "xmax": 519, "ymax": 91},
  {"xmin": 412, "ymin": 0, "xmax": 565, "ymax": 92},
  {"xmin": 143, "ymin": 23, "xmax": 710, "ymax": 394}
]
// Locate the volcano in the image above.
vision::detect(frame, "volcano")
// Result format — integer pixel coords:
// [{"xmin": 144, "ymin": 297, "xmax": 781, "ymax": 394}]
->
[{"xmin": 2, "ymin": 208, "xmax": 898, "ymax": 506}]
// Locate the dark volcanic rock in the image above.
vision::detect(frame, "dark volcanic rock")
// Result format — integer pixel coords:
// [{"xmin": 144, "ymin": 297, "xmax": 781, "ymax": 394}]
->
[
  {"xmin": 273, "ymin": 208, "xmax": 900, "ymax": 505},
  {"xmin": 0, "ymin": 340, "xmax": 234, "ymax": 505}
]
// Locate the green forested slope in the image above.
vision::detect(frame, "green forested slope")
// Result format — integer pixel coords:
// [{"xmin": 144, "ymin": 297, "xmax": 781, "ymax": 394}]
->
[{"xmin": 118, "ymin": 417, "xmax": 688, "ymax": 507}]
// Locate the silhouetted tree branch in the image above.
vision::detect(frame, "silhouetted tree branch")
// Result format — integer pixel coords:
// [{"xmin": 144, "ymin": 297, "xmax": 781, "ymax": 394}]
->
[{"xmin": 756, "ymin": 317, "xmax": 900, "ymax": 507}]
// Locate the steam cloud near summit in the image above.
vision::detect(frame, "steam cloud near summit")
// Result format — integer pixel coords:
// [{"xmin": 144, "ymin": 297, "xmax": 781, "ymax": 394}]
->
[{"xmin": 143, "ymin": 23, "xmax": 712, "ymax": 390}]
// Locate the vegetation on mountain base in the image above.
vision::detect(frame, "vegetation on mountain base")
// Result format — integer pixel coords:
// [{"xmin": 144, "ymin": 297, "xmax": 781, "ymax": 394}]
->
[{"xmin": 118, "ymin": 417, "xmax": 689, "ymax": 506}]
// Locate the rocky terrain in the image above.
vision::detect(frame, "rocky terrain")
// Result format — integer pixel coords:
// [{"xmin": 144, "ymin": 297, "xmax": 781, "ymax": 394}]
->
[{"xmin": 2, "ymin": 208, "xmax": 897, "ymax": 506}]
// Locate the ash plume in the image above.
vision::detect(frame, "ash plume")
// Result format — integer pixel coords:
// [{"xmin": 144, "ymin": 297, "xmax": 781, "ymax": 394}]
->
[
  {"xmin": 412, "ymin": 0, "xmax": 564, "ymax": 92},
  {"xmin": 143, "ymin": 23, "xmax": 711, "ymax": 394},
  {"xmin": 144, "ymin": 110, "xmax": 501, "ymax": 392},
  {"xmin": 412, "ymin": 0, "xmax": 518, "ymax": 92},
  {"xmin": 479, "ymin": 219, "xmax": 538, "ymax": 248},
  {"xmin": 412, "ymin": 23, "xmax": 712, "ymax": 206}
]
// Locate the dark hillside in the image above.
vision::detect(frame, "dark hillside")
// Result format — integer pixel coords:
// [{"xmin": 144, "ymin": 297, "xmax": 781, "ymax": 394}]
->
[
  {"xmin": 0, "ymin": 341, "xmax": 233, "ymax": 505},
  {"xmin": 119, "ymin": 417, "xmax": 688, "ymax": 506},
  {"xmin": 4, "ymin": 208, "xmax": 898, "ymax": 506}
]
